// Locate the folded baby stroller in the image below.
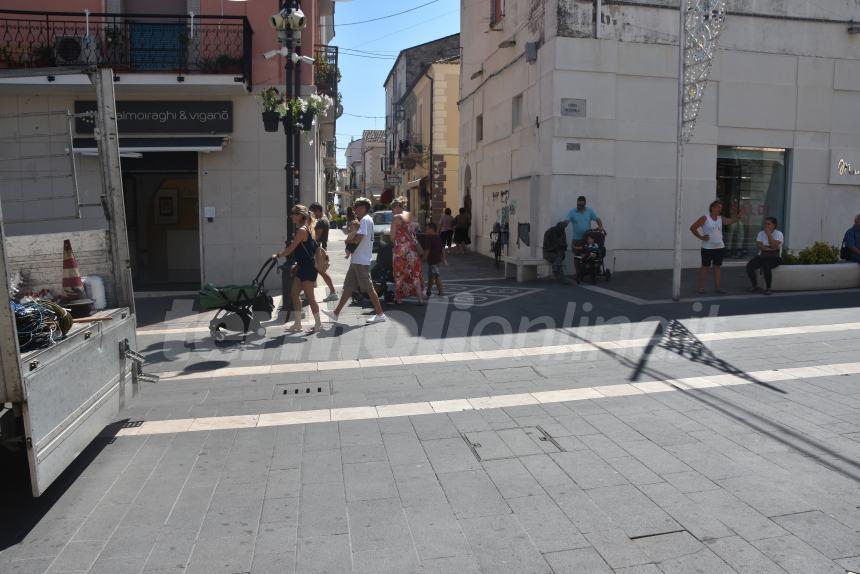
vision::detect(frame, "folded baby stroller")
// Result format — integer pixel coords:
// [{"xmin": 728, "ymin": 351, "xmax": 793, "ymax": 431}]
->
[
  {"xmin": 575, "ymin": 229, "xmax": 612, "ymax": 284},
  {"xmin": 199, "ymin": 259, "xmax": 277, "ymax": 341}
]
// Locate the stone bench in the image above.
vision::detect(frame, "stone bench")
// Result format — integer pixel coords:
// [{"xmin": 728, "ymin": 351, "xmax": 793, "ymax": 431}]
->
[
  {"xmin": 502, "ymin": 256, "xmax": 549, "ymax": 283},
  {"xmin": 768, "ymin": 262, "xmax": 860, "ymax": 291}
]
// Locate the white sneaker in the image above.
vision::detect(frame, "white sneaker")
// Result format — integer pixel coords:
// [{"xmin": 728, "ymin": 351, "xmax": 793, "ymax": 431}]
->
[
  {"xmin": 321, "ymin": 309, "xmax": 341, "ymax": 323},
  {"xmin": 323, "ymin": 292, "xmax": 339, "ymax": 302},
  {"xmin": 366, "ymin": 314, "xmax": 387, "ymax": 324}
]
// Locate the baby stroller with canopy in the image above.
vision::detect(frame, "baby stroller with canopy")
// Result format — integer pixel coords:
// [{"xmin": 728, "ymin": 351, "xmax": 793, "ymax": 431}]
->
[
  {"xmin": 352, "ymin": 237, "xmax": 395, "ymax": 305},
  {"xmin": 574, "ymin": 229, "xmax": 611, "ymax": 284},
  {"xmin": 199, "ymin": 259, "xmax": 277, "ymax": 341}
]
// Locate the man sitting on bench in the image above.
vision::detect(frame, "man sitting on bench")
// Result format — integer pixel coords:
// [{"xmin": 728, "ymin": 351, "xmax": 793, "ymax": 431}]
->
[{"xmin": 543, "ymin": 221, "xmax": 570, "ymax": 284}]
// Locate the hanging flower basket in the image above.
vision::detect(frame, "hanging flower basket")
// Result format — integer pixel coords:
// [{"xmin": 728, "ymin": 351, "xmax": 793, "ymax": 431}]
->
[
  {"xmin": 259, "ymin": 87, "xmax": 283, "ymax": 132},
  {"xmin": 281, "ymin": 113, "xmax": 294, "ymax": 133},
  {"xmin": 262, "ymin": 110, "xmax": 280, "ymax": 132},
  {"xmin": 301, "ymin": 110, "xmax": 315, "ymax": 131}
]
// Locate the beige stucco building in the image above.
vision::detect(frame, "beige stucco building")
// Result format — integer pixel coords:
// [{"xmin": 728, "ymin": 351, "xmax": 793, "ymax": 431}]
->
[
  {"xmin": 397, "ymin": 59, "xmax": 461, "ymax": 228},
  {"xmin": 383, "ymin": 35, "xmax": 461, "ymax": 228}
]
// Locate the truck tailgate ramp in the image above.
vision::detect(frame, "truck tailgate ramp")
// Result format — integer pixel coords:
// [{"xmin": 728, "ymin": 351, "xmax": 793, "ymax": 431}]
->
[{"xmin": 21, "ymin": 308, "xmax": 137, "ymax": 496}]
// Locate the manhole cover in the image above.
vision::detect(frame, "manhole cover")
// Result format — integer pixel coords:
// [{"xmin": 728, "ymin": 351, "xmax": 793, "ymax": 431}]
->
[
  {"xmin": 463, "ymin": 426, "xmax": 563, "ymax": 461},
  {"xmin": 274, "ymin": 382, "xmax": 332, "ymax": 398}
]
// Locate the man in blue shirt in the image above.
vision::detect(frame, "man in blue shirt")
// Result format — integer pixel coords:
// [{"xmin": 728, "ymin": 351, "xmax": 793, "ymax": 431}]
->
[
  {"xmin": 567, "ymin": 196, "xmax": 604, "ymax": 241},
  {"xmin": 567, "ymin": 196, "xmax": 604, "ymax": 281},
  {"xmin": 843, "ymin": 214, "xmax": 860, "ymax": 263}
]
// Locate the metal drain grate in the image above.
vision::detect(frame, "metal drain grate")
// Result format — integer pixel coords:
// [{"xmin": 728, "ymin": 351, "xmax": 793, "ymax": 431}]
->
[{"xmin": 274, "ymin": 382, "xmax": 332, "ymax": 398}]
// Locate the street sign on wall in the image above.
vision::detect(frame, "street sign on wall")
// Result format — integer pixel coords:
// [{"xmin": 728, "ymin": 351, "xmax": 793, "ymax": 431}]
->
[
  {"xmin": 561, "ymin": 98, "xmax": 586, "ymax": 117},
  {"xmin": 75, "ymin": 101, "xmax": 234, "ymax": 134}
]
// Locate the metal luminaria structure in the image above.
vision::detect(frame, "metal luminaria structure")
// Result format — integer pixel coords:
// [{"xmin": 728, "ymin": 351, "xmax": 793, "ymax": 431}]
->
[
  {"xmin": 681, "ymin": 0, "xmax": 727, "ymax": 143},
  {"xmin": 672, "ymin": 0, "xmax": 727, "ymax": 301}
]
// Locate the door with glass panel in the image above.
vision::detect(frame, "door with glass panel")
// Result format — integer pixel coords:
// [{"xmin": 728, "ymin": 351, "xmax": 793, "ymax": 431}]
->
[{"xmin": 716, "ymin": 147, "xmax": 788, "ymax": 259}]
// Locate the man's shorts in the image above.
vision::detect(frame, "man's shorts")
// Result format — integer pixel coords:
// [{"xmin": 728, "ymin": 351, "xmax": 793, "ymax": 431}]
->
[
  {"xmin": 343, "ymin": 263, "xmax": 373, "ymax": 293},
  {"xmin": 701, "ymin": 248, "xmax": 725, "ymax": 267}
]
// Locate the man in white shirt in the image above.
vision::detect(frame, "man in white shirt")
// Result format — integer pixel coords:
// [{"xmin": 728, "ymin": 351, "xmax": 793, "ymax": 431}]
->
[
  {"xmin": 323, "ymin": 197, "xmax": 387, "ymax": 324},
  {"xmin": 746, "ymin": 216, "xmax": 784, "ymax": 295}
]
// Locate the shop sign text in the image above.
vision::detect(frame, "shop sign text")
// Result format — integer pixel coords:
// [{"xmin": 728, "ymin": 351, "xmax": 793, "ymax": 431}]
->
[{"xmin": 75, "ymin": 101, "xmax": 233, "ymax": 134}]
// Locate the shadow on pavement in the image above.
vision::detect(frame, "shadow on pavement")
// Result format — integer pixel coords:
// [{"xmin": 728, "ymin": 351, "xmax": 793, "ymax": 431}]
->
[
  {"xmin": 569, "ymin": 328, "xmax": 860, "ymax": 484},
  {"xmin": 630, "ymin": 320, "xmax": 787, "ymax": 394},
  {"xmin": 0, "ymin": 422, "xmax": 125, "ymax": 552}
]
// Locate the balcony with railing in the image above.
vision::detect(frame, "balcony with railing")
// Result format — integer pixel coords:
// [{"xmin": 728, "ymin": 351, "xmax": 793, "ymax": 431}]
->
[
  {"xmin": 397, "ymin": 135, "xmax": 426, "ymax": 171},
  {"xmin": 313, "ymin": 44, "xmax": 338, "ymax": 99},
  {"xmin": 0, "ymin": 9, "xmax": 252, "ymax": 88}
]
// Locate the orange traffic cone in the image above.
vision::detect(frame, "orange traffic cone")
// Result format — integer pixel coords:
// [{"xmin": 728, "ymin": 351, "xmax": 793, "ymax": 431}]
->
[{"xmin": 62, "ymin": 239, "xmax": 85, "ymax": 301}]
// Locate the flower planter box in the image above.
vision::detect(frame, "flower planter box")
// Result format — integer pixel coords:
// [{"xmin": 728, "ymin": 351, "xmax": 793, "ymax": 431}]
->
[
  {"xmin": 261, "ymin": 111, "xmax": 280, "ymax": 132},
  {"xmin": 770, "ymin": 263, "xmax": 860, "ymax": 291},
  {"xmin": 300, "ymin": 111, "xmax": 314, "ymax": 131}
]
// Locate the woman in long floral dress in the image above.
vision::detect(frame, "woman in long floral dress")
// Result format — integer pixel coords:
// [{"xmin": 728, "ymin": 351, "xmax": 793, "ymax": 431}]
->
[{"xmin": 391, "ymin": 196, "xmax": 425, "ymax": 304}]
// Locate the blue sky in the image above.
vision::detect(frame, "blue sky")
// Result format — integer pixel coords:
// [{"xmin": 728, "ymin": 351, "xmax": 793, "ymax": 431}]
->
[{"xmin": 332, "ymin": 0, "xmax": 460, "ymax": 166}]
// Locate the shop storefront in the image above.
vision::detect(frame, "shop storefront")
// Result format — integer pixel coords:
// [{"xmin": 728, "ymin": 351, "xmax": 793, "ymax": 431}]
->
[
  {"xmin": 73, "ymin": 99, "xmax": 233, "ymax": 289},
  {"xmin": 716, "ymin": 146, "xmax": 789, "ymax": 259}
]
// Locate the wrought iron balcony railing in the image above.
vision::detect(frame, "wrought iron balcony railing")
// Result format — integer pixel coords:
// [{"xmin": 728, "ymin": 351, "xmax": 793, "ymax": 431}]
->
[
  {"xmin": 0, "ymin": 9, "xmax": 252, "ymax": 87},
  {"xmin": 313, "ymin": 44, "xmax": 338, "ymax": 99}
]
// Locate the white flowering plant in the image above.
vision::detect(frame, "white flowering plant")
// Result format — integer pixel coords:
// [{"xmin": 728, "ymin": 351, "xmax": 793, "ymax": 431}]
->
[
  {"xmin": 276, "ymin": 97, "xmax": 308, "ymax": 120},
  {"xmin": 306, "ymin": 94, "xmax": 334, "ymax": 117}
]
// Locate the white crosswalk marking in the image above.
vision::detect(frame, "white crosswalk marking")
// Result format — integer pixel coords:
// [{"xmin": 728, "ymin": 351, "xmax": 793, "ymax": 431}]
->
[
  {"xmin": 153, "ymin": 321, "xmax": 860, "ymax": 381},
  {"xmin": 115, "ymin": 360, "xmax": 860, "ymax": 438}
]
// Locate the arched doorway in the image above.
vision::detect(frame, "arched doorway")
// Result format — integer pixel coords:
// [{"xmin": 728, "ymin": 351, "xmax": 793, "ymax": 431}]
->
[{"xmin": 463, "ymin": 165, "xmax": 473, "ymax": 242}]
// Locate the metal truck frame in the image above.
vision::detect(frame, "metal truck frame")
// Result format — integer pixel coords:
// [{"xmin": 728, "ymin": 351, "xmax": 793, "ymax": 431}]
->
[{"xmin": 0, "ymin": 69, "xmax": 150, "ymax": 497}]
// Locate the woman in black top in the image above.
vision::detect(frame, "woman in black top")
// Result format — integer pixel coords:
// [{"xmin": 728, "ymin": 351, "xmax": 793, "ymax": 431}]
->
[{"xmin": 273, "ymin": 205, "xmax": 322, "ymax": 334}]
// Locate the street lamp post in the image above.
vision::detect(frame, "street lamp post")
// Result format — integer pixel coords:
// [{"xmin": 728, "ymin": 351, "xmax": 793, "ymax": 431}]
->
[
  {"xmin": 671, "ymin": 0, "xmax": 727, "ymax": 301},
  {"xmin": 281, "ymin": 0, "xmax": 302, "ymax": 322}
]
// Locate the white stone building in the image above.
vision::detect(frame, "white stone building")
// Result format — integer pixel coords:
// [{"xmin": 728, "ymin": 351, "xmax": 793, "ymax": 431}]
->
[
  {"xmin": 460, "ymin": 0, "xmax": 860, "ymax": 271},
  {"xmin": 345, "ymin": 138, "xmax": 364, "ymax": 197},
  {"xmin": 361, "ymin": 130, "xmax": 386, "ymax": 203}
]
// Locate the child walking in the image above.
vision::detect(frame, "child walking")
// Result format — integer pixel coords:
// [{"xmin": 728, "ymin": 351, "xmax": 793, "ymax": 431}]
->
[{"xmin": 421, "ymin": 222, "xmax": 447, "ymax": 297}]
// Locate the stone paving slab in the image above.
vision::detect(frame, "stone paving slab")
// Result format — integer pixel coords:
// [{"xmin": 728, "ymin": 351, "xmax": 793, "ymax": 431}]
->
[{"xmin": 5, "ymin": 247, "xmax": 860, "ymax": 574}]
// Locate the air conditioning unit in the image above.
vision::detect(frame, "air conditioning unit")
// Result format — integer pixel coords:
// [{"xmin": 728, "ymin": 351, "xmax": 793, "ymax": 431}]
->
[{"xmin": 53, "ymin": 36, "xmax": 98, "ymax": 66}]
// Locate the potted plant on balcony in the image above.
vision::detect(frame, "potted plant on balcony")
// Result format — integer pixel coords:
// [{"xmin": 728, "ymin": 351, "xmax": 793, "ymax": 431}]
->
[
  {"xmin": 260, "ymin": 87, "xmax": 282, "ymax": 132},
  {"xmin": 30, "ymin": 44, "xmax": 54, "ymax": 68},
  {"xmin": 215, "ymin": 54, "xmax": 242, "ymax": 74},
  {"xmin": 313, "ymin": 56, "xmax": 341, "ymax": 96},
  {"xmin": 0, "ymin": 47, "xmax": 12, "ymax": 69}
]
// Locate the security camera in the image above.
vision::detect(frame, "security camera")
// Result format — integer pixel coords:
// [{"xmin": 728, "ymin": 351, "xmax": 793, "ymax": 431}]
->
[
  {"xmin": 271, "ymin": 8, "xmax": 287, "ymax": 30},
  {"xmin": 291, "ymin": 53, "xmax": 315, "ymax": 66},
  {"xmin": 271, "ymin": 7, "xmax": 306, "ymax": 31},
  {"xmin": 263, "ymin": 48, "xmax": 284, "ymax": 60},
  {"xmin": 287, "ymin": 8, "xmax": 306, "ymax": 30}
]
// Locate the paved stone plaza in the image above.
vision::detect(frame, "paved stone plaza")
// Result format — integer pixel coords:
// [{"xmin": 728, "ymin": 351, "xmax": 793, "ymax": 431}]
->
[{"xmin": 2, "ymin": 234, "xmax": 860, "ymax": 574}]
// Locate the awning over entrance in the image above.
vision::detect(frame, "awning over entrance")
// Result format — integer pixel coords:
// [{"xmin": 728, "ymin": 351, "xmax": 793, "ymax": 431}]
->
[{"xmin": 73, "ymin": 137, "xmax": 227, "ymax": 154}]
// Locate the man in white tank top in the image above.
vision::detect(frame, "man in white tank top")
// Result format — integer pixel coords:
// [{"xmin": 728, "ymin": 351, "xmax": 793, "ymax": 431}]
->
[{"xmin": 689, "ymin": 199, "xmax": 738, "ymax": 294}]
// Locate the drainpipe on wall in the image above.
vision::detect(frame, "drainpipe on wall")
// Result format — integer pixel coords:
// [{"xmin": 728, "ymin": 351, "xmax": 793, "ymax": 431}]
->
[
  {"xmin": 424, "ymin": 67, "xmax": 434, "ymax": 227},
  {"xmin": 595, "ymin": 0, "xmax": 602, "ymax": 38}
]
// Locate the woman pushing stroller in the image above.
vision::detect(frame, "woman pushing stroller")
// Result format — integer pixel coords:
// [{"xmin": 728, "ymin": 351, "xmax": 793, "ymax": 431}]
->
[{"xmin": 272, "ymin": 205, "xmax": 322, "ymax": 334}]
